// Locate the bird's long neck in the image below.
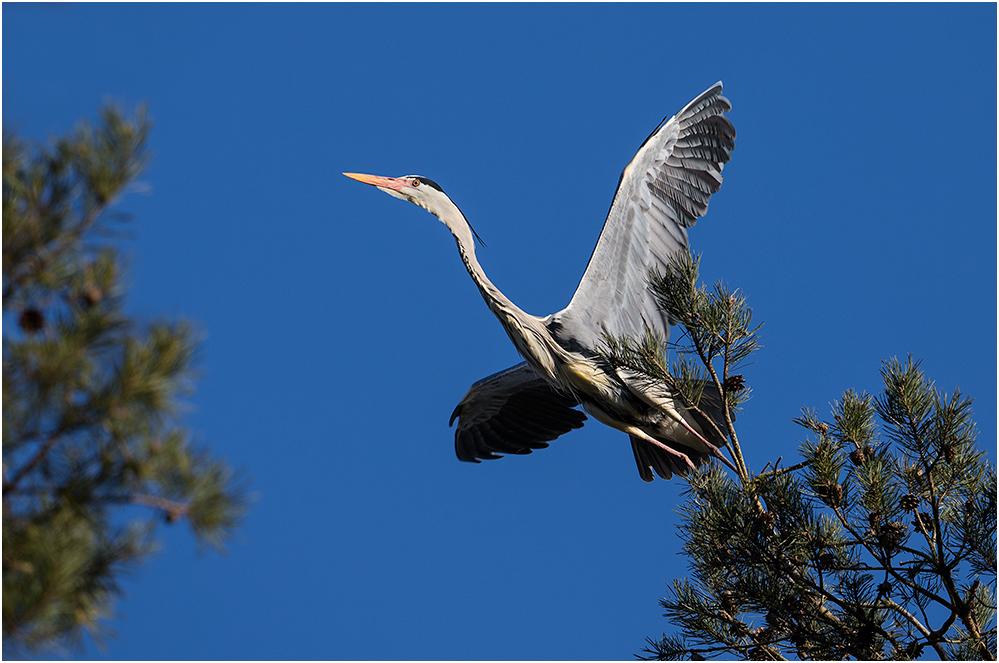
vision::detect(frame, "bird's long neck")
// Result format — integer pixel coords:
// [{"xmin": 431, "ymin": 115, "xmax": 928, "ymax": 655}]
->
[{"xmin": 439, "ymin": 206, "xmax": 568, "ymax": 381}]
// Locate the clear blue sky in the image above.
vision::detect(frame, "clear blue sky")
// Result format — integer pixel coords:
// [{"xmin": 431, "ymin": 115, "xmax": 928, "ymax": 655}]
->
[{"xmin": 4, "ymin": 3, "xmax": 995, "ymax": 660}]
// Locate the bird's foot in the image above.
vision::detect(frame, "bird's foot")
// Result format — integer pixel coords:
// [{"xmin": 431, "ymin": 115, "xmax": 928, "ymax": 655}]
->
[{"xmin": 672, "ymin": 414, "xmax": 738, "ymax": 473}]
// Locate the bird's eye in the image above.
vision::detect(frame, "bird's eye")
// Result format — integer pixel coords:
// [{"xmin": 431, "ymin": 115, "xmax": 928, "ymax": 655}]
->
[{"xmin": 411, "ymin": 179, "xmax": 420, "ymax": 187}]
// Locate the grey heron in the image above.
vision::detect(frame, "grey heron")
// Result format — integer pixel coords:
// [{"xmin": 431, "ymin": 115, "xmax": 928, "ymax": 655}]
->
[{"xmin": 345, "ymin": 82, "xmax": 736, "ymax": 482}]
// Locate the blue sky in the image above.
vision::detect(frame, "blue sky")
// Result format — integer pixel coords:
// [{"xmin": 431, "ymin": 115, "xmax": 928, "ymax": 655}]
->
[{"xmin": 3, "ymin": 3, "xmax": 996, "ymax": 660}]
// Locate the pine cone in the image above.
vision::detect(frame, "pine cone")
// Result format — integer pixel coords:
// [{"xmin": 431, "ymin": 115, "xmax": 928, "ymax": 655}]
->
[
  {"xmin": 760, "ymin": 510, "xmax": 777, "ymax": 529},
  {"xmin": 816, "ymin": 482, "xmax": 843, "ymax": 507},
  {"xmin": 912, "ymin": 512, "xmax": 933, "ymax": 531},
  {"xmin": 81, "ymin": 283, "xmax": 103, "ymax": 308},
  {"xmin": 723, "ymin": 374, "xmax": 746, "ymax": 392},
  {"xmin": 18, "ymin": 308, "xmax": 44, "ymax": 333},
  {"xmin": 766, "ymin": 610, "xmax": 789, "ymax": 636},
  {"xmin": 877, "ymin": 521, "xmax": 907, "ymax": 551},
  {"xmin": 850, "ymin": 446, "xmax": 873, "ymax": 466},
  {"xmin": 816, "ymin": 551, "xmax": 837, "ymax": 570}
]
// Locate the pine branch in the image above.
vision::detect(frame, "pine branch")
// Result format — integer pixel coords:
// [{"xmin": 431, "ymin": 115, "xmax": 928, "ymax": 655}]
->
[
  {"xmin": 3, "ymin": 104, "xmax": 246, "ymax": 655},
  {"xmin": 3, "ymin": 416, "xmax": 97, "ymax": 496},
  {"xmin": 631, "ymin": 254, "xmax": 995, "ymax": 661}
]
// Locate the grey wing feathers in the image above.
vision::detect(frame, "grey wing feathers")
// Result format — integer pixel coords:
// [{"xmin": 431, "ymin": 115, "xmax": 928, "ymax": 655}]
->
[
  {"xmin": 553, "ymin": 82, "xmax": 735, "ymax": 348},
  {"xmin": 450, "ymin": 362, "xmax": 587, "ymax": 463}
]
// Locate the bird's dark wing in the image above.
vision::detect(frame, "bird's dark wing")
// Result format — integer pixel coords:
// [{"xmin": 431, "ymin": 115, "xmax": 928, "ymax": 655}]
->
[
  {"xmin": 551, "ymin": 82, "xmax": 735, "ymax": 348},
  {"xmin": 450, "ymin": 362, "xmax": 586, "ymax": 462}
]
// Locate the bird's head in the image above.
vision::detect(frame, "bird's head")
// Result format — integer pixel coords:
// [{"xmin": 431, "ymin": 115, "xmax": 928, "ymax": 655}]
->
[
  {"xmin": 343, "ymin": 172, "xmax": 450, "ymax": 216},
  {"xmin": 344, "ymin": 172, "xmax": 486, "ymax": 246}
]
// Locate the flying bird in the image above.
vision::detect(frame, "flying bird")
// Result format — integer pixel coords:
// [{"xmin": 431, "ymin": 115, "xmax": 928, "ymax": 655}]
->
[{"xmin": 345, "ymin": 82, "xmax": 735, "ymax": 482}]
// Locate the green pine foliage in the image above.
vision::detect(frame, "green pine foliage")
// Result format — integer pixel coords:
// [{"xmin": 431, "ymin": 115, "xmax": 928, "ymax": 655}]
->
[
  {"xmin": 3, "ymin": 106, "xmax": 247, "ymax": 655},
  {"xmin": 603, "ymin": 253, "xmax": 996, "ymax": 661}
]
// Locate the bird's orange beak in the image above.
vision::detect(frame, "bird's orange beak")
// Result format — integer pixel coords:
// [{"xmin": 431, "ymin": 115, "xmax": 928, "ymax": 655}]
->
[{"xmin": 343, "ymin": 172, "xmax": 409, "ymax": 191}]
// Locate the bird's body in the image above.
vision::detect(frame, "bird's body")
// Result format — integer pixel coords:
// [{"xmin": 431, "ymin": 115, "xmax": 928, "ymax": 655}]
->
[{"xmin": 346, "ymin": 83, "xmax": 736, "ymax": 482}]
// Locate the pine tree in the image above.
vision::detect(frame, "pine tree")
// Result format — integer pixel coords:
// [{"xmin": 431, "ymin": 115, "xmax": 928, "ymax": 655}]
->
[
  {"xmin": 602, "ymin": 253, "xmax": 996, "ymax": 661},
  {"xmin": 3, "ymin": 105, "xmax": 247, "ymax": 655}
]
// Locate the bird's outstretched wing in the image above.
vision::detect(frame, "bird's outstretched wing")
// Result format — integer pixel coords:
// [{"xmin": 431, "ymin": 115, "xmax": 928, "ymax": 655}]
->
[
  {"xmin": 551, "ymin": 82, "xmax": 735, "ymax": 349},
  {"xmin": 450, "ymin": 362, "xmax": 586, "ymax": 462}
]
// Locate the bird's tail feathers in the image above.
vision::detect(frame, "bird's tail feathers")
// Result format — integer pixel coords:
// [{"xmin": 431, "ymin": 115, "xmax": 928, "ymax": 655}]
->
[
  {"xmin": 629, "ymin": 435, "xmax": 710, "ymax": 482},
  {"xmin": 630, "ymin": 387, "xmax": 734, "ymax": 482}
]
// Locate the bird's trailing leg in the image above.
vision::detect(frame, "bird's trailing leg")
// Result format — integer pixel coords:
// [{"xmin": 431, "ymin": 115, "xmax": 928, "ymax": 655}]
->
[
  {"xmin": 626, "ymin": 381, "xmax": 738, "ymax": 473},
  {"xmin": 624, "ymin": 427, "xmax": 701, "ymax": 473},
  {"xmin": 634, "ymin": 413, "xmax": 738, "ymax": 474}
]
